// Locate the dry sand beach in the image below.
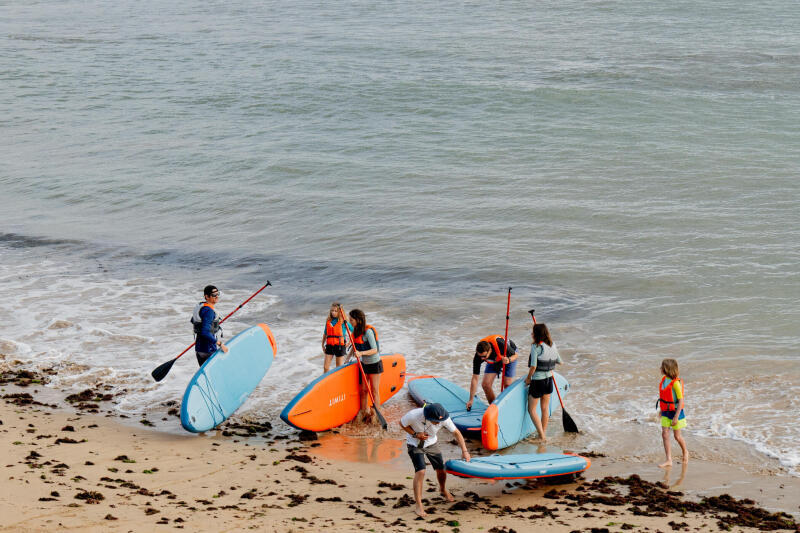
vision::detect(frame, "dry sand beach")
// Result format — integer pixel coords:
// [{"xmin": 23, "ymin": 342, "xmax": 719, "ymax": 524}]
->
[{"xmin": 2, "ymin": 362, "xmax": 798, "ymax": 533}]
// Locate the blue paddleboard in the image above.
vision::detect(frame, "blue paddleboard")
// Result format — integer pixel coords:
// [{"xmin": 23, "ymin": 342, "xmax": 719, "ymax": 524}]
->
[
  {"xmin": 407, "ymin": 376, "xmax": 486, "ymax": 434},
  {"xmin": 446, "ymin": 452, "xmax": 589, "ymax": 480},
  {"xmin": 180, "ymin": 324, "xmax": 277, "ymax": 433},
  {"xmin": 482, "ymin": 372, "xmax": 569, "ymax": 450}
]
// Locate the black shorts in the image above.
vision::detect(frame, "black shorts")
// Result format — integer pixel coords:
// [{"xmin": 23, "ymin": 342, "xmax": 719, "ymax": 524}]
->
[
  {"xmin": 361, "ymin": 360, "xmax": 384, "ymax": 375},
  {"xmin": 407, "ymin": 443, "xmax": 445, "ymax": 472},
  {"xmin": 196, "ymin": 351, "xmax": 213, "ymax": 367},
  {"xmin": 528, "ymin": 376, "xmax": 554, "ymax": 399},
  {"xmin": 325, "ymin": 344, "xmax": 347, "ymax": 357}
]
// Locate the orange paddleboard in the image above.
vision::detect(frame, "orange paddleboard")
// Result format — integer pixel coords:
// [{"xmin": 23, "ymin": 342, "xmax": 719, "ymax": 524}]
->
[{"xmin": 280, "ymin": 354, "xmax": 406, "ymax": 432}]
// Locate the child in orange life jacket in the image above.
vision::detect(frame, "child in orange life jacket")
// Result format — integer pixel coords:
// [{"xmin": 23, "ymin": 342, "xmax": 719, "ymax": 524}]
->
[
  {"xmin": 347, "ymin": 308, "xmax": 382, "ymax": 424},
  {"xmin": 321, "ymin": 302, "xmax": 351, "ymax": 373},
  {"xmin": 657, "ymin": 358, "xmax": 689, "ymax": 468}
]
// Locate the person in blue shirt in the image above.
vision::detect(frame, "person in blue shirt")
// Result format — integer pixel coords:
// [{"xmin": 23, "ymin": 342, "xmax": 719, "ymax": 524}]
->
[{"xmin": 191, "ymin": 285, "xmax": 228, "ymax": 366}]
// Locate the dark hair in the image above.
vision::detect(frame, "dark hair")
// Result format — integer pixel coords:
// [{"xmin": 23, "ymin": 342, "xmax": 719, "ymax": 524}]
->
[
  {"xmin": 532, "ymin": 324, "xmax": 552, "ymax": 346},
  {"xmin": 349, "ymin": 309, "xmax": 366, "ymax": 338},
  {"xmin": 203, "ymin": 285, "xmax": 218, "ymax": 297},
  {"xmin": 475, "ymin": 340, "xmax": 491, "ymax": 355}
]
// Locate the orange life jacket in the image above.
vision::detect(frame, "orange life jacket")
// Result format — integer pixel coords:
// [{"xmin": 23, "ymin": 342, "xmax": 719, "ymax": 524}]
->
[
  {"xmin": 658, "ymin": 376, "xmax": 685, "ymax": 417},
  {"xmin": 480, "ymin": 335, "xmax": 506, "ymax": 363},
  {"xmin": 325, "ymin": 318, "xmax": 347, "ymax": 346},
  {"xmin": 353, "ymin": 325, "xmax": 379, "ymax": 352}
]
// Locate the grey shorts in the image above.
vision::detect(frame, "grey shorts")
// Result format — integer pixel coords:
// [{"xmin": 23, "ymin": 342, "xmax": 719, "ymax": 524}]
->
[
  {"xmin": 196, "ymin": 351, "xmax": 213, "ymax": 366},
  {"xmin": 407, "ymin": 443, "xmax": 445, "ymax": 472}
]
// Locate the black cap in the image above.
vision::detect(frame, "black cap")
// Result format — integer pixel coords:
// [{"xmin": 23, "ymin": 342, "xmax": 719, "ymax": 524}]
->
[{"xmin": 423, "ymin": 403, "xmax": 449, "ymax": 422}]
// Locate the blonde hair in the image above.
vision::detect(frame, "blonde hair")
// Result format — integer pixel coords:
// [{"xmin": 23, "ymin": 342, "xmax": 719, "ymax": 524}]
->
[
  {"xmin": 660, "ymin": 358, "xmax": 679, "ymax": 380},
  {"xmin": 329, "ymin": 302, "xmax": 341, "ymax": 319}
]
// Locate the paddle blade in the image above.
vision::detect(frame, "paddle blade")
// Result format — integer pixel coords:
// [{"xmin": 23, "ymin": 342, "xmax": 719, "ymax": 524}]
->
[
  {"xmin": 151, "ymin": 358, "xmax": 176, "ymax": 382},
  {"xmin": 562, "ymin": 409, "xmax": 579, "ymax": 433},
  {"xmin": 374, "ymin": 405, "xmax": 388, "ymax": 430}
]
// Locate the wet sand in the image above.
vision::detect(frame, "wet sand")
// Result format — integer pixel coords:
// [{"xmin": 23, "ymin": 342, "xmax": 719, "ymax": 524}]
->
[{"xmin": 1, "ymin": 364, "xmax": 799, "ymax": 532}]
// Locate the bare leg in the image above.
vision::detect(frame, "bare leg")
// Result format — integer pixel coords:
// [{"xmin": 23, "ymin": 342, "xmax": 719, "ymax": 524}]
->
[
  {"xmin": 673, "ymin": 429, "xmax": 689, "ymax": 463},
  {"xmin": 658, "ymin": 426, "xmax": 672, "ymax": 468},
  {"xmin": 527, "ymin": 396, "xmax": 545, "ymax": 440},
  {"xmin": 413, "ymin": 470, "xmax": 426, "ymax": 517},
  {"xmin": 502, "ymin": 374, "xmax": 514, "ymax": 389},
  {"xmin": 369, "ymin": 373, "xmax": 381, "ymax": 407},
  {"xmin": 482, "ymin": 373, "xmax": 497, "ymax": 404},
  {"xmin": 323, "ymin": 353, "xmax": 333, "ymax": 373},
  {"xmin": 540, "ymin": 393, "xmax": 551, "ymax": 436},
  {"xmin": 359, "ymin": 380, "xmax": 370, "ymax": 421},
  {"xmin": 334, "ymin": 355, "xmax": 345, "ymax": 368},
  {"xmin": 436, "ymin": 469, "xmax": 454, "ymax": 502}
]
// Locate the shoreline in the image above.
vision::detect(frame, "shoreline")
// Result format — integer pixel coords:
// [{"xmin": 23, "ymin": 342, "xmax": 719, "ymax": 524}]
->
[{"xmin": 2, "ymin": 364, "xmax": 799, "ymax": 532}]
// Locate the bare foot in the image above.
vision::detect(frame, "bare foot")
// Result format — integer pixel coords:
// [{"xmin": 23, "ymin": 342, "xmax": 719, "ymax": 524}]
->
[
  {"xmin": 440, "ymin": 489, "xmax": 455, "ymax": 502},
  {"xmin": 414, "ymin": 505, "xmax": 427, "ymax": 518},
  {"xmin": 681, "ymin": 454, "xmax": 689, "ymax": 464},
  {"xmin": 658, "ymin": 460, "xmax": 672, "ymax": 468}
]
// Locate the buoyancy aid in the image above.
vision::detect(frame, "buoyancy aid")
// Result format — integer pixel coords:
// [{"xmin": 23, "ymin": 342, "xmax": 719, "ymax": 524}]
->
[
  {"xmin": 658, "ymin": 376, "xmax": 685, "ymax": 417},
  {"xmin": 191, "ymin": 302, "xmax": 221, "ymax": 337},
  {"xmin": 325, "ymin": 318, "xmax": 347, "ymax": 346},
  {"xmin": 480, "ymin": 335, "xmax": 510, "ymax": 363},
  {"xmin": 531, "ymin": 342, "xmax": 559, "ymax": 372},
  {"xmin": 353, "ymin": 325, "xmax": 379, "ymax": 352}
]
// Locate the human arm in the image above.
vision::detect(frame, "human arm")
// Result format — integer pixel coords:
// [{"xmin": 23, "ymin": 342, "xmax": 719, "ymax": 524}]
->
[
  {"xmin": 357, "ymin": 328, "xmax": 379, "ymax": 358},
  {"xmin": 400, "ymin": 420, "xmax": 428, "ymax": 443},
  {"xmin": 525, "ymin": 344, "xmax": 539, "ymax": 385},
  {"xmin": 452, "ymin": 429, "xmax": 471, "ymax": 461},
  {"xmin": 467, "ymin": 373, "xmax": 480, "ymax": 411},
  {"xmin": 199, "ymin": 307, "xmax": 227, "ymax": 353}
]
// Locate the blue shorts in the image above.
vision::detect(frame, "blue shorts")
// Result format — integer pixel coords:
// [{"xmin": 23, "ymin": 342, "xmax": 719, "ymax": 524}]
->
[{"xmin": 485, "ymin": 360, "xmax": 516, "ymax": 377}]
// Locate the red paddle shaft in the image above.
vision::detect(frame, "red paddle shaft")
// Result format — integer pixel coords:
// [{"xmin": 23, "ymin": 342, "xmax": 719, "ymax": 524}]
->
[{"xmin": 500, "ymin": 287, "xmax": 512, "ymax": 392}]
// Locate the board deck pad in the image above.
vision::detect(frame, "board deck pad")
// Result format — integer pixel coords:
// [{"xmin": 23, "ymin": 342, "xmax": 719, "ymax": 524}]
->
[
  {"xmin": 481, "ymin": 372, "xmax": 569, "ymax": 450},
  {"xmin": 446, "ymin": 452, "xmax": 589, "ymax": 480},
  {"xmin": 407, "ymin": 376, "xmax": 486, "ymax": 433},
  {"xmin": 180, "ymin": 324, "xmax": 277, "ymax": 433},
  {"xmin": 280, "ymin": 354, "xmax": 406, "ymax": 432}
]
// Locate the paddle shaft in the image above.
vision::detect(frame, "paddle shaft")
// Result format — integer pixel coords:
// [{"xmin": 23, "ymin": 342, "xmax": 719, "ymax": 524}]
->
[
  {"xmin": 151, "ymin": 281, "xmax": 271, "ymax": 381},
  {"xmin": 500, "ymin": 287, "xmax": 512, "ymax": 392},
  {"xmin": 339, "ymin": 306, "xmax": 388, "ymax": 429}
]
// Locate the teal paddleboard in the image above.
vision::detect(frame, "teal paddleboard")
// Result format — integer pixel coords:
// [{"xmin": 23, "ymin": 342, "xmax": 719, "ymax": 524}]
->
[
  {"xmin": 481, "ymin": 372, "xmax": 569, "ymax": 450},
  {"xmin": 446, "ymin": 452, "xmax": 589, "ymax": 480},
  {"xmin": 180, "ymin": 324, "xmax": 277, "ymax": 433},
  {"xmin": 407, "ymin": 376, "xmax": 486, "ymax": 434}
]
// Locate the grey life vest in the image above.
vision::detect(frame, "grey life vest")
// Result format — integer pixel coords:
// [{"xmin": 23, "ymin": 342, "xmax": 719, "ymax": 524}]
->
[
  {"xmin": 532, "ymin": 343, "xmax": 559, "ymax": 372},
  {"xmin": 190, "ymin": 302, "xmax": 221, "ymax": 337}
]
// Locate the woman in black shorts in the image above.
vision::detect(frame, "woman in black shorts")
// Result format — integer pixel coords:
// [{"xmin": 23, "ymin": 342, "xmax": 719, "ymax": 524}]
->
[
  {"xmin": 524, "ymin": 323, "xmax": 562, "ymax": 441},
  {"xmin": 348, "ymin": 309, "xmax": 382, "ymax": 423}
]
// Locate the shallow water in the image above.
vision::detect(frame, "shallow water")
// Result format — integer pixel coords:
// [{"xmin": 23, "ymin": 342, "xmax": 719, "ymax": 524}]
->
[{"xmin": 1, "ymin": 0, "xmax": 798, "ymax": 474}]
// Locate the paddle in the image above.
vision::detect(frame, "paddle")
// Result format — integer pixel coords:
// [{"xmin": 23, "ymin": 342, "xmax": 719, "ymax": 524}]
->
[
  {"xmin": 528, "ymin": 309, "xmax": 579, "ymax": 433},
  {"xmin": 150, "ymin": 281, "xmax": 272, "ymax": 382},
  {"xmin": 339, "ymin": 306, "xmax": 388, "ymax": 430},
  {"xmin": 500, "ymin": 287, "xmax": 512, "ymax": 392}
]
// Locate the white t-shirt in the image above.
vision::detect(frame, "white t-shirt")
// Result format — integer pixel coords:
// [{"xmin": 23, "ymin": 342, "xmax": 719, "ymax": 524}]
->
[{"xmin": 400, "ymin": 407, "xmax": 457, "ymax": 448}]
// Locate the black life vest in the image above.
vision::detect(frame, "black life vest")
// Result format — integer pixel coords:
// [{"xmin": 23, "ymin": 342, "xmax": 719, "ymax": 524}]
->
[{"xmin": 190, "ymin": 302, "xmax": 221, "ymax": 337}]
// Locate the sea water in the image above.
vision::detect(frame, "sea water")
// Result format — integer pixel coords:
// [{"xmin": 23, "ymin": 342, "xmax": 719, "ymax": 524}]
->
[{"xmin": 1, "ymin": 0, "xmax": 798, "ymax": 474}]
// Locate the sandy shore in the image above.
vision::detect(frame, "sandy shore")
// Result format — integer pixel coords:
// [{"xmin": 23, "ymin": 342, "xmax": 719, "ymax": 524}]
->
[{"xmin": 1, "ymin": 364, "xmax": 798, "ymax": 532}]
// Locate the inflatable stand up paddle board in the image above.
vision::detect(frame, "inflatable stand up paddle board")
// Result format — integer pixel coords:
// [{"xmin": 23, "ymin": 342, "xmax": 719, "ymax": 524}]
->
[
  {"xmin": 446, "ymin": 452, "xmax": 589, "ymax": 480},
  {"xmin": 481, "ymin": 372, "xmax": 569, "ymax": 450},
  {"xmin": 181, "ymin": 323, "xmax": 277, "ymax": 433},
  {"xmin": 280, "ymin": 354, "xmax": 406, "ymax": 432},
  {"xmin": 407, "ymin": 376, "xmax": 487, "ymax": 434}
]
